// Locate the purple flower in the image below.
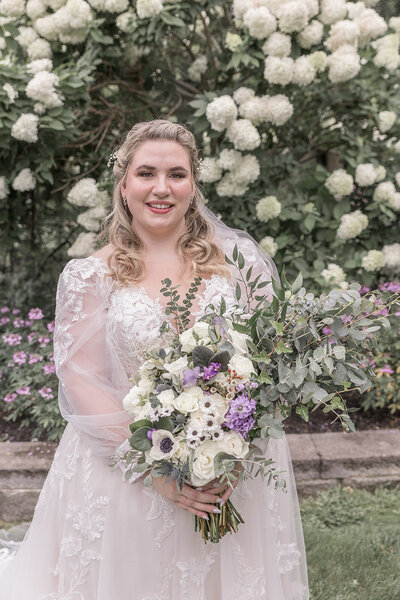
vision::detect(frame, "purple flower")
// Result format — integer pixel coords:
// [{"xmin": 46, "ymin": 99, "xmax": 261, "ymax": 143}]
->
[
  {"xmin": 13, "ymin": 351, "xmax": 27, "ymax": 365},
  {"xmin": 16, "ymin": 386, "xmax": 31, "ymax": 395},
  {"xmin": 378, "ymin": 365, "xmax": 394, "ymax": 375},
  {"xmin": 147, "ymin": 428, "xmax": 157, "ymax": 440},
  {"xmin": 223, "ymin": 414, "xmax": 255, "ymax": 438},
  {"xmin": 379, "ymin": 282, "xmax": 400, "ymax": 293},
  {"xmin": 322, "ymin": 325, "xmax": 332, "ymax": 335},
  {"xmin": 47, "ymin": 321, "xmax": 55, "ymax": 333},
  {"xmin": 27, "ymin": 332, "xmax": 36, "ymax": 343},
  {"xmin": 28, "ymin": 308, "xmax": 44, "ymax": 320},
  {"xmin": 0, "ymin": 317, "xmax": 10, "ymax": 326},
  {"xmin": 202, "ymin": 362, "xmax": 222, "ymax": 381},
  {"xmin": 43, "ymin": 362, "xmax": 56, "ymax": 374},
  {"xmin": 12, "ymin": 308, "xmax": 20, "ymax": 315},
  {"xmin": 29, "ymin": 354, "xmax": 43, "ymax": 364},
  {"xmin": 229, "ymin": 393, "xmax": 256, "ymax": 418},
  {"xmin": 0, "ymin": 307, "xmax": 9, "ymax": 313},
  {"xmin": 3, "ymin": 393, "xmax": 17, "ymax": 403},
  {"xmin": 235, "ymin": 383, "xmax": 246, "ymax": 392},
  {"xmin": 182, "ymin": 366, "xmax": 201, "ymax": 388},
  {"xmin": 250, "ymin": 382, "xmax": 259, "ymax": 389},
  {"xmin": 13, "ymin": 318, "xmax": 25, "ymax": 328},
  {"xmin": 359, "ymin": 286, "xmax": 371, "ymax": 295},
  {"xmin": 38, "ymin": 386, "xmax": 54, "ymax": 399}
]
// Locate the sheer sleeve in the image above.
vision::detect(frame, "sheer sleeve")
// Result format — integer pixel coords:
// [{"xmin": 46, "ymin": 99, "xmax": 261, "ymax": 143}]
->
[{"xmin": 53, "ymin": 258, "xmax": 132, "ymax": 460}]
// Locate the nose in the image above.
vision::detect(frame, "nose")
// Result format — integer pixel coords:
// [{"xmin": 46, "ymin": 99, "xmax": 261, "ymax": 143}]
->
[{"xmin": 152, "ymin": 174, "xmax": 170, "ymax": 195}]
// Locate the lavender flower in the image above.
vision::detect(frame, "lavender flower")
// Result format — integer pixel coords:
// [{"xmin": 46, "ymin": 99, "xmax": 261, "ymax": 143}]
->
[
  {"xmin": 147, "ymin": 428, "xmax": 157, "ymax": 440},
  {"xmin": 182, "ymin": 366, "xmax": 201, "ymax": 388},
  {"xmin": 28, "ymin": 308, "xmax": 44, "ymax": 320},
  {"xmin": 202, "ymin": 362, "xmax": 222, "ymax": 381}
]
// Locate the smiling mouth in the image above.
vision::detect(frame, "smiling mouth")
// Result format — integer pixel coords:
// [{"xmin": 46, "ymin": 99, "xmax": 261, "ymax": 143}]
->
[{"xmin": 146, "ymin": 202, "xmax": 174, "ymax": 209}]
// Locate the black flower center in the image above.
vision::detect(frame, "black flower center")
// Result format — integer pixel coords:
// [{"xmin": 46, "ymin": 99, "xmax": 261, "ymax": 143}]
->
[{"xmin": 160, "ymin": 438, "xmax": 174, "ymax": 453}]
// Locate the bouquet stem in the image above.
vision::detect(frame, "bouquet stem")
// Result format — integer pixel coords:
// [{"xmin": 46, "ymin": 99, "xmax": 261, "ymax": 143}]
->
[{"xmin": 194, "ymin": 499, "xmax": 244, "ymax": 543}]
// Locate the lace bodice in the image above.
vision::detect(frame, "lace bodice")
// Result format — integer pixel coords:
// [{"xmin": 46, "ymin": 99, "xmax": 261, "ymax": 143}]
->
[{"xmin": 64, "ymin": 256, "xmax": 238, "ymax": 377}]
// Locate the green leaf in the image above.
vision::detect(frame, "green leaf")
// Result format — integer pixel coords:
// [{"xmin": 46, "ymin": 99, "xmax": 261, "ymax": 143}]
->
[
  {"xmin": 296, "ymin": 405, "xmax": 309, "ymax": 422},
  {"xmin": 291, "ymin": 272, "xmax": 303, "ymax": 294},
  {"xmin": 270, "ymin": 320, "xmax": 285, "ymax": 336},
  {"xmin": 192, "ymin": 345, "xmax": 213, "ymax": 368},
  {"xmin": 130, "ymin": 427, "xmax": 152, "ymax": 451},
  {"xmin": 155, "ymin": 416, "xmax": 174, "ymax": 432},
  {"xmin": 235, "ymin": 282, "xmax": 241, "ymax": 301},
  {"xmin": 238, "ymin": 252, "xmax": 245, "ymax": 270},
  {"xmin": 275, "ymin": 340, "xmax": 293, "ymax": 355},
  {"xmin": 233, "ymin": 244, "xmax": 238, "ymax": 262},
  {"xmin": 129, "ymin": 419, "xmax": 152, "ymax": 433}
]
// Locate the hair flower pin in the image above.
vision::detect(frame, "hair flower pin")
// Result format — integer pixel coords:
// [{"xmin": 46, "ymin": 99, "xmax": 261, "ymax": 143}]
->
[{"xmin": 107, "ymin": 151, "xmax": 117, "ymax": 168}]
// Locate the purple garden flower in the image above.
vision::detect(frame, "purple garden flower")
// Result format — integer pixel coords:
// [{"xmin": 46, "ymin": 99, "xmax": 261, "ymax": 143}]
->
[
  {"xmin": 2, "ymin": 334, "xmax": 22, "ymax": 346},
  {"xmin": 43, "ymin": 362, "xmax": 56, "ymax": 374},
  {"xmin": 0, "ymin": 317, "xmax": 10, "ymax": 326},
  {"xmin": 0, "ymin": 307, "xmax": 9, "ymax": 313},
  {"xmin": 377, "ymin": 364, "xmax": 394, "ymax": 375},
  {"xmin": 202, "ymin": 362, "xmax": 222, "ymax": 381},
  {"xmin": 16, "ymin": 386, "xmax": 31, "ymax": 395},
  {"xmin": 38, "ymin": 387, "xmax": 54, "ymax": 399},
  {"xmin": 13, "ymin": 351, "xmax": 27, "ymax": 365},
  {"xmin": 28, "ymin": 308, "xmax": 44, "ymax": 320},
  {"xmin": 3, "ymin": 393, "xmax": 17, "ymax": 403},
  {"xmin": 147, "ymin": 428, "xmax": 157, "ymax": 440},
  {"xmin": 182, "ymin": 366, "xmax": 201, "ymax": 388}
]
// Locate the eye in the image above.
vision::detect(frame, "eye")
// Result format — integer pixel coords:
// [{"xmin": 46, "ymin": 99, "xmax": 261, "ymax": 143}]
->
[{"xmin": 138, "ymin": 172, "xmax": 185, "ymax": 178}]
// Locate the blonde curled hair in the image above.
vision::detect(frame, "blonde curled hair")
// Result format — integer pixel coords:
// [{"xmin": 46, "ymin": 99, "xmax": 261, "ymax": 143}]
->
[{"xmin": 99, "ymin": 119, "xmax": 231, "ymax": 286}]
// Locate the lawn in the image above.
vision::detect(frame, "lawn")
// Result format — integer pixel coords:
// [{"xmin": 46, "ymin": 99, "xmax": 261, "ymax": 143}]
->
[{"xmin": 301, "ymin": 485, "xmax": 400, "ymax": 600}]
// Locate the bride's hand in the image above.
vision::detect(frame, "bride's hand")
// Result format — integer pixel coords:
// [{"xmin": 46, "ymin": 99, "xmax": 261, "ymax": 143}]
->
[
  {"xmin": 199, "ymin": 465, "xmax": 243, "ymax": 504},
  {"xmin": 150, "ymin": 475, "xmax": 224, "ymax": 520}
]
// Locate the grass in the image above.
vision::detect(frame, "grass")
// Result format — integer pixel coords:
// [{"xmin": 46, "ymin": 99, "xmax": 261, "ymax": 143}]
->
[{"xmin": 301, "ymin": 484, "xmax": 400, "ymax": 600}]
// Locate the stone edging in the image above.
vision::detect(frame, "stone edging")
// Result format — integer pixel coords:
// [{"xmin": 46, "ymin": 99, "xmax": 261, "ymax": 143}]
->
[{"xmin": 1, "ymin": 429, "xmax": 400, "ymax": 522}]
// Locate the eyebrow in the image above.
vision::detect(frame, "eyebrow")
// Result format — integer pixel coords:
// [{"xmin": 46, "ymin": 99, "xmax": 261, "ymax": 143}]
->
[{"xmin": 135, "ymin": 164, "xmax": 189, "ymax": 172}]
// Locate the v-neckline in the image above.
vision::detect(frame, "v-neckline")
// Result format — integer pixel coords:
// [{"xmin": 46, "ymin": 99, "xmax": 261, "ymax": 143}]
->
[{"xmin": 84, "ymin": 256, "xmax": 226, "ymax": 326}]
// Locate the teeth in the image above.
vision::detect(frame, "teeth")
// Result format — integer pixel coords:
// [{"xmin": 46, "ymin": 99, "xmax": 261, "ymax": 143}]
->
[{"xmin": 148, "ymin": 203, "xmax": 172, "ymax": 209}]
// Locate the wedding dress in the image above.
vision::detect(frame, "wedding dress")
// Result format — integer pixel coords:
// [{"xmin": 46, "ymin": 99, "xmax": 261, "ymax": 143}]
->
[{"xmin": 0, "ymin": 239, "xmax": 309, "ymax": 599}]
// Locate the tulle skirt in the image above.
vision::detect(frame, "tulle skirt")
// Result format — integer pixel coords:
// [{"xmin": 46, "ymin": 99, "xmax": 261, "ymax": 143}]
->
[{"xmin": 0, "ymin": 422, "xmax": 309, "ymax": 600}]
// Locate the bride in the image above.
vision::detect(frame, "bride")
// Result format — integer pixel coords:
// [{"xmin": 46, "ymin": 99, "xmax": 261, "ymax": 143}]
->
[{"xmin": 0, "ymin": 119, "xmax": 309, "ymax": 599}]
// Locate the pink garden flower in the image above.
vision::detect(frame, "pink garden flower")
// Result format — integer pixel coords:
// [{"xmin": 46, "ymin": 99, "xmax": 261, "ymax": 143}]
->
[
  {"xmin": 2, "ymin": 333, "xmax": 22, "ymax": 346},
  {"xmin": 29, "ymin": 354, "xmax": 43, "ymax": 364},
  {"xmin": 38, "ymin": 386, "xmax": 54, "ymax": 399},
  {"xmin": 12, "ymin": 308, "xmax": 20, "ymax": 315},
  {"xmin": 43, "ymin": 362, "xmax": 56, "ymax": 374},
  {"xmin": 13, "ymin": 318, "xmax": 25, "ymax": 328},
  {"xmin": 28, "ymin": 308, "xmax": 44, "ymax": 320},
  {"xmin": 47, "ymin": 321, "xmax": 55, "ymax": 333},
  {"xmin": 3, "ymin": 393, "xmax": 17, "ymax": 403},
  {"xmin": 16, "ymin": 386, "xmax": 31, "ymax": 395},
  {"xmin": 27, "ymin": 332, "xmax": 36, "ymax": 342},
  {"xmin": 13, "ymin": 351, "xmax": 27, "ymax": 365},
  {"xmin": 0, "ymin": 307, "xmax": 9, "ymax": 313},
  {"xmin": 377, "ymin": 364, "xmax": 394, "ymax": 375},
  {"xmin": 0, "ymin": 317, "xmax": 10, "ymax": 326}
]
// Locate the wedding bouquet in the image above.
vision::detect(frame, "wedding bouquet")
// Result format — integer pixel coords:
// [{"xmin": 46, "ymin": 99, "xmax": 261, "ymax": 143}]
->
[{"xmin": 110, "ymin": 245, "xmax": 398, "ymax": 543}]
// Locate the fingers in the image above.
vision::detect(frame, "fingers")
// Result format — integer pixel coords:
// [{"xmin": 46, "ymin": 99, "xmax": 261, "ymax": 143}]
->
[
  {"xmin": 176, "ymin": 502, "xmax": 210, "ymax": 520},
  {"xmin": 220, "ymin": 476, "xmax": 240, "ymax": 504},
  {"xmin": 179, "ymin": 494, "xmax": 222, "ymax": 515},
  {"xmin": 181, "ymin": 484, "xmax": 223, "ymax": 505}
]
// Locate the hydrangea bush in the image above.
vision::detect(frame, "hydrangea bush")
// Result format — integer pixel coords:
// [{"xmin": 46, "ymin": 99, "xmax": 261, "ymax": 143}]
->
[{"xmin": 0, "ymin": 305, "xmax": 65, "ymax": 440}]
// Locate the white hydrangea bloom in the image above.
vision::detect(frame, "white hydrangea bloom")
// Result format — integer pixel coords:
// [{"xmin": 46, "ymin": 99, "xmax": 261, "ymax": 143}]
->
[
  {"xmin": 321, "ymin": 263, "xmax": 346, "ymax": 285},
  {"xmin": 354, "ymin": 8, "xmax": 387, "ymax": 47},
  {"xmin": 16, "ymin": 27, "xmax": 39, "ymax": 49},
  {"xmin": 262, "ymin": 31, "xmax": 291, "ymax": 57},
  {"xmin": 325, "ymin": 168, "xmax": 354, "ymax": 199},
  {"xmin": 264, "ymin": 94, "xmax": 294, "ymax": 126},
  {"xmin": 87, "ymin": 0, "xmax": 105, "ymax": 8},
  {"xmin": 382, "ymin": 243, "xmax": 400, "ymax": 272},
  {"xmin": 188, "ymin": 55, "xmax": 207, "ymax": 82},
  {"xmin": 67, "ymin": 178, "xmax": 103, "ymax": 208},
  {"xmin": 59, "ymin": 28, "xmax": 90, "ymax": 44},
  {"xmin": 233, "ymin": 87, "xmax": 255, "ymax": 105},
  {"xmin": 373, "ymin": 35, "xmax": 400, "ymax": 72},
  {"xmin": 27, "ymin": 38, "xmax": 52, "ymax": 60},
  {"xmin": 77, "ymin": 205, "xmax": 108, "ymax": 231},
  {"xmin": 278, "ymin": 2, "xmax": 308, "ymax": 33},
  {"xmin": 206, "ymin": 95, "xmax": 238, "ymax": 132},
  {"xmin": 34, "ymin": 102, "xmax": 46, "ymax": 115},
  {"xmin": 225, "ymin": 32, "xmax": 243, "ymax": 52},
  {"xmin": 55, "ymin": 0, "xmax": 94, "ymax": 30},
  {"xmin": 198, "ymin": 157, "xmax": 222, "ymax": 183},
  {"xmin": 26, "ymin": 0, "xmax": 47, "ymax": 19},
  {"xmin": 216, "ymin": 149, "xmax": 242, "ymax": 171},
  {"xmin": 337, "ymin": 210, "xmax": 368, "ymax": 240},
  {"xmin": 136, "ymin": 0, "xmax": 163, "ymax": 19},
  {"xmin": 395, "ymin": 172, "xmax": 400, "ymax": 188},
  {"xmin": 264, "ymin": 56, "xmax": 294, "ymax": 86},
  {"xmin": 373, "ymin": 166, "xmax": 385, "ymax": 182},
  {"xmin": 104, "ymin": 0, "xmax": 129, "ymax": 11},
  {"xmin": 216, "ymin": 172, "xmax": 248, "ymax": 197},
  {"xmin": 292, "ymin": 56, "xmax": 316, "ymax": 86},
  {"xmin": 3, "ymin": 83, "xmax": 18, "ymax": 103},
  {"xmin": 116, "ymin": 10, "xmax": 137, "ymax": 32},
  {"xmin": 232, "ymin": 0, "xmax": 270, "ymax": 20},
  {"xmin": 378, "ymin": 111, "xmax": 396, "ymax": 133},
  {"xmin": 35, "ymin": 15, "xmax": 59, "ymax": 41},
  {"xmin": 48, "ymin": 0, "xmax": 68, "ymax": 8},
  {"xmin": 325, "ymin": 20, "xmax": 360, "ymax": 52},
  {"xmin": 259, "ymin": 235, "xmax": 278, "ymax": 257},
  {"xmin": 12, "ymin": 168, "xmax": 36, "ymax": 192},
  {"xmin": 304, "ymin": 0, "xmax": 319, "ymax": 19},
  {"xmin": 11, "ymin": 113, "xmax": 39, "ymax": 143},
  {"xmin": 26, "ymin": 71, "xmax": 64, "ymax": 108},
  {"xmin": 319, "ymin": 0, "xmax": 347, "ymax": 25},
  {"xmin": 387, "ymin": 192, "xmax": 400, "ymax": 211},
  {"xmin": 327, "ymin": 44, "xmax": 361, "ymax": 83},
  {"xmin": 256, "ymin": 195, "xmax": 281, "ymax": 222},
  {"xmin": 67, "ymin": 232, "xmax": 97, "ymax": 258},
  {"xmin": 243, "ymin": 7, "xmax": 276, "ymax": 40},
  {"xmin": 238, "ymin": 96, "xmax": 270, "ymax": 125},
  {"xmin": 389, "ymin": 17, "xmax": 400, "ymax": 34},
  {"xmin": 355, "ymin": 163, "xmax": 377, "ymax": 186},
  {"xmin": 226, "ymin": 118, "xmax": 261, "ymax": 151},
  {"xmin": 0, "ymin": 176, "xmax": 9, "ymax": 199},
  {"xmin": 373, "ymin": 181, "xmax": 396, "ymax": 203},
  {"xmin": 0, "ymin": 0, "xmax": 25, "ymax": 17},
  {"xmin": 309, "ymin": 50, "xmax": 328, "ymax": 72},
  {"xmin": 297, "ymin": 19, "xmax": 324, "ymax": 49},
  {"xmin": 235, "ymin": 154, "xmax": 260, "ymax": 184},
  {"xmin": 27, "ymin": 59, "xmax": 53, "ymax": 74},
  {"xmin": 361, "ymin": 250, "xmax": 386, "ymax": 272},
  {"xmin": 346, "ymin": 2, "xmax": 367, "ymax": 20}
]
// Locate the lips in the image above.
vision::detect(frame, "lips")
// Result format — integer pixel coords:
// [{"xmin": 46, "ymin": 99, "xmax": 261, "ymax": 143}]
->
[{"xmin": 146, "ymin": 202, "xmax": 174, "ymax": 214}]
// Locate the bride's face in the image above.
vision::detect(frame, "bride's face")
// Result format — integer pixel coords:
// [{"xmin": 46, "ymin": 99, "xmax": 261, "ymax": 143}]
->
[{"xmin": 121, "ymin": 139, "xmax": 194, "ymax": 236}]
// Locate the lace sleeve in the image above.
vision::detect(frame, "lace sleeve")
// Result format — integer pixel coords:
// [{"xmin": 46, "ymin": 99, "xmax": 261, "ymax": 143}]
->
[{"xmin": 54, "ymin": 258, "xmax": 132, "ymax": 460}]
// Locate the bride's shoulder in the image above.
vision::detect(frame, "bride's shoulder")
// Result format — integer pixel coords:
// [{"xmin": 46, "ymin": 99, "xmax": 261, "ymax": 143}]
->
[{"xmin": 59, "ymin": 244, "xmax": 114, "ymax": 286}]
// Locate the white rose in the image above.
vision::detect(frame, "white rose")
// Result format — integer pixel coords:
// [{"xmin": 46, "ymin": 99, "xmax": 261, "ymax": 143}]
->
[
  {"xmin": 219, "ymin": 431, "xmax": 249, "ymax": 459},
  {"xmin": 157, "ymin": 389, "xmax": 175, "ymax": 407},
  {"xmin": 163, "ymin": 356, "xmax": 188, "ymax": 378},
  {"xmin": 179, "ymin": 328, "xmax": 197, "ymax": 353},
  {"xmin": 173, "ymin": 438, "xmax": 191, "ymax": 462},
  {"xmin": 138, "ymin": 377, "xmax": 153, "ymax": 394},
  {"xmin": 122, "ymin": 386, "xmax": 149, "ymax": 419},
  {"xmin": 209, "ymin": 392, "xmax": 230, "ymax": 422},
  {"xmin": 192, "ymin": 321, "xmax": 210, "ymax": 339},
  {"xmin": 227, "ymin": 327, "xmax": 251, "ymax": 355},
  {"xmin": 149, "ymin": 430, "xmax": 179, "ymax": 460},
  {"xmin": 191, "ymin": 440, "xmax": 221, "ymax": 485},
  {"xmin": 228, "ymin": 354, "xmax": 255, "ymax": 379},
  {"xmin": 173, "ymin": 387, "xmax": 203, "ymax": 413}
]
